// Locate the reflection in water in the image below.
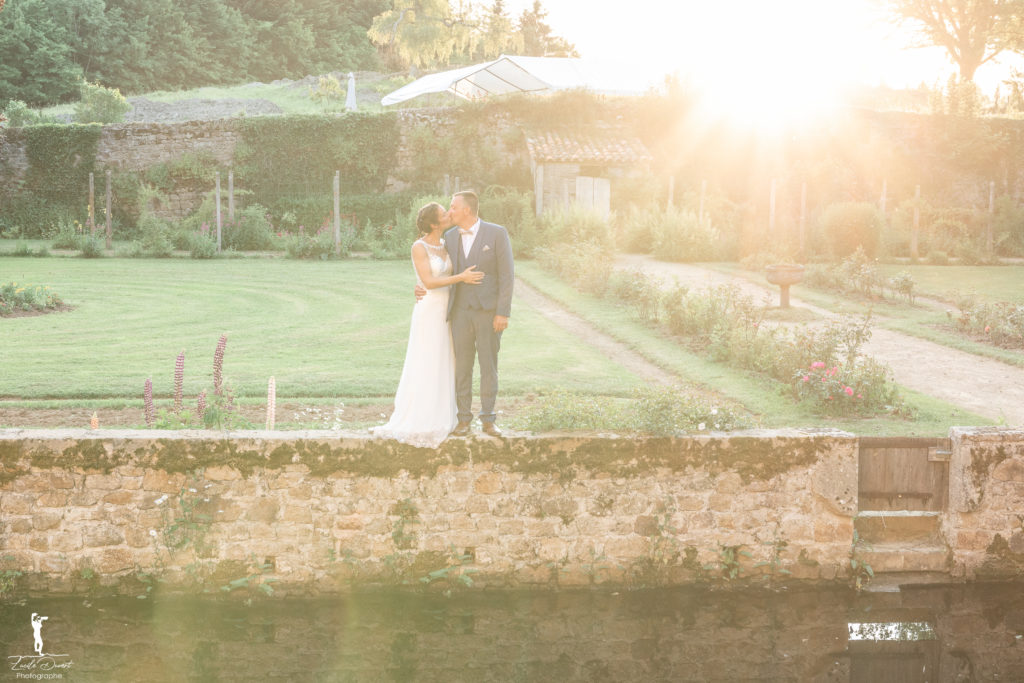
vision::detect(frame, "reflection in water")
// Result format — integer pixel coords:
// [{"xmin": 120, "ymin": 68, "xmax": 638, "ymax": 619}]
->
[{"xmin": 0, "ymin": 583, "xmax": 1022, "ymax": 681}]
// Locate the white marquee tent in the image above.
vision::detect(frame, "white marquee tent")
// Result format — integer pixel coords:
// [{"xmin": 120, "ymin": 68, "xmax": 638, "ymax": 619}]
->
[{"xmin": 380, "ymin": 55, "xmax": 650, "ymax": 106}]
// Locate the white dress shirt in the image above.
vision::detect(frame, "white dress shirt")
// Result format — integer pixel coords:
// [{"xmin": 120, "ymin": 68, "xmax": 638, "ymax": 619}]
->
[{"xmin": 460, "ymin": 219, "xmax": 480, "ymax": 259}]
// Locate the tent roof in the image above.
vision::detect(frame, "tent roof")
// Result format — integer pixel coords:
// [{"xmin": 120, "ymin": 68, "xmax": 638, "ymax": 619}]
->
[{"xmin": 381, "ymin": 55, "xmax": 646, "ymax": 106}]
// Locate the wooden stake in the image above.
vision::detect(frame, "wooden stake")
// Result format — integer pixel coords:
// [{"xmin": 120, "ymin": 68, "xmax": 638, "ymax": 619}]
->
[
  {"xmin": 454, "ymin": 176, "xmax": 461, "ymax": 193},
  {"xmin": 105, "ymin": 170, "xmax": 112, "ymax": 250},
  {"xmin": 698, "ymin": 179, "xmax": 707, "ymax": 225},
  {"xmin": 333, "ymin": 170, "xmax": 341, "ymax": 256},
  {"xmin": 88, "ymin": 173, "xmax": 95, "ymax": 235},
  {"xmin": 988, "ymin": 180, "xmax": 995, "ymax": 254},
  {"xmin": 215, "ymin": 172, "xmax": 222, "ymax": 253},
  {"xmin": 444, "ymin": 174, "xmax": 451, "ymax": 196},
  {"xmin": 228, "ymin": 169, "xmax": 235, "ymax": 222},
  {"xmin": 799, "ymin": 181, "xmax": 807, "ymax": 254},
  {"xmin": 911, "ymin": 184, "xmax": 920, "ymax": 260}
]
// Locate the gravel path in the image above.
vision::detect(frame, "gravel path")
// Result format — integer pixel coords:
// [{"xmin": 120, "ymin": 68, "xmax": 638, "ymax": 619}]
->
[{"xmin": 615, "ymin": 254, "xmax": 1024, "ymax": 426}]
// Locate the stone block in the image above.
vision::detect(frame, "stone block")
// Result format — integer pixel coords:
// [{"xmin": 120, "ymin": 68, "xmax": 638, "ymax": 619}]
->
[
  {"xmin": 537, "ymin": 538, "xmax": 569, "ymax": 562},
  {"xmin": 103, "ymin": 491, "xmax": 135, "ymax": 505},
  {"xmin": 50, "ymin": 532, "xmax": 83, "ymax": 552},
  {"xmin": 244, "ymin": 498, "xmax": 279, "ymax": 523},
  {"xmin": 813, "ymin": 518, "xmax": 853, "ymax": 543},
  {"xmin": 336, "ymin": 515, "xmax": 364, "ymax": 531},
  {"xmin": 498, "ymin": 520, "xmax": 524, "ymax": 535},
  {"xmin": 634, "ymin": 515, "xmax": 660, "ymax": 537},
  {"xmin": 36, "ymin": 491, "xmax": 68, "ymax": 507},
  {"xmin": 474, "ymin": 472, "xmax": 502, "ymax": 494},
  {"xmin": 68, "ymin": 490, "xmax": 100, "ymax": 506},
  {"xmin": 1, "ymin": 494, "xmax": 35, "ymax": 515},
  {"xmin": 464, "ymin": 496, "xmax": 491, "ymax": 514},
  {"xmin": 48, "ymin": 472, "xmax": 76, "ymax": 489},
  {"xmin": 282, "ymin": 506, "xmax": 313, "ymax": 524},
  {"xmin": 674, "ymin": 495, "xmax": 706, "ymax": 511},
  {"xmin": 142, "ymin": 470, "xmax": 187, "ymax": 493},
  {"xmin": 32, "ymin": 512, "xmax": 62, "ymax": 531},
  {"xmin": 9, "ymin": 518, "xmax": 33, "ymax": 533},
  {"xmin": 603, "ymin": 535, "xmax": 650, "ymax": 559},
  {"xmin": 29, "ymin": 535, "xmax": 48, "ymax": 551},
  {"xmin": 715, "ymin": 472, "xmax": 743, "ymax": 494},
  {"xmin": 708, "ymin": 494, "xmax": 734, "ymax": 512},
  {"xmin": 85, "ymin": 474, "xmax": 122, "ymax": 490},
  {"xmin": 956, "ymin": 530, "xmax": 995, "ymax": 552},
  {"xmin": 98, "ymin": 548, "xmax": 135, "ymax": 574},
  {"xmin": 85, "ymin": 525, "xmax": 125, "ymax": 547},
  {"xmin": 992, "ymin": 457, "xmax": 1024, "ymax": 482}
]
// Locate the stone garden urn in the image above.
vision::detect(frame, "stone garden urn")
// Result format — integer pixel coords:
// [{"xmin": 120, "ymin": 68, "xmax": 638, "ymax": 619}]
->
[{"xmin": 765, "ymin": 264, "xmax": 804, "ymax": 308}]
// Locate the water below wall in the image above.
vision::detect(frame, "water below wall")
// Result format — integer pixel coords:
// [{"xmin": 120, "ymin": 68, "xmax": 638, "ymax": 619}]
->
[{"xmin": 1, "ymin": 583, "xmax": 1023, "ymax": 681}]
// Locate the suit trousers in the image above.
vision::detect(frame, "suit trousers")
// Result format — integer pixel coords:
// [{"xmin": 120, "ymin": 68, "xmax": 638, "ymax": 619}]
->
[{"xmin": 451, "ymin": 305, "xmax": 501, "ymax": 424}]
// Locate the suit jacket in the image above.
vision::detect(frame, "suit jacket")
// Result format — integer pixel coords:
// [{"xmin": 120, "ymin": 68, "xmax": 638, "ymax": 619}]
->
[{"xmin": 444, "ymin": 220, "xmax": 514, "ymax": 320}]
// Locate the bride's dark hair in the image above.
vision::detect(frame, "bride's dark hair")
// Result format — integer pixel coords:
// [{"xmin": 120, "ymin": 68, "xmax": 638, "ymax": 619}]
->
[{"xmin": 416, "ymin": 202, "xmax": 444, "ymax": 236}]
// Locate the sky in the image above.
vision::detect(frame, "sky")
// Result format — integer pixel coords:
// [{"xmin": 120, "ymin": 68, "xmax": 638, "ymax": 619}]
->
[{"xmin": 502, "ymin": 0, "xmax": 1024, "ymax": 101}]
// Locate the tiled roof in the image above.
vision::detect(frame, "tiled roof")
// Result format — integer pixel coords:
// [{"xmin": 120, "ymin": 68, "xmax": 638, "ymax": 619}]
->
[{"xmin": 525, "ymin": 130, "xmax": 652, "ymax": 164}]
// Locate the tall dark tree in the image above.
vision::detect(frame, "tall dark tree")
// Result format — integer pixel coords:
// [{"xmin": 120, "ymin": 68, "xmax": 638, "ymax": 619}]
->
[
  {"xmin": 478, "ymin": 0, "xmax": 520, "ymax": 58},
  {"xmin": 888, "ymin": 0, "xmax": 1023, "ymax": 82},
  {"xmin": 517, "ymin": 0, "xmax": 576, "ymax": 57},
  {"xmin": 0, "ymin": 0, "xmax": 82, "ymax": 106}
]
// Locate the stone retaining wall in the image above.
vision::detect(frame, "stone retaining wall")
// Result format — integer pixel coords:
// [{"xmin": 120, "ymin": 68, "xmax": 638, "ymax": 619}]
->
[{"xmin": 0, "ymin": 429, "xmax": 858, "ymax": 597}]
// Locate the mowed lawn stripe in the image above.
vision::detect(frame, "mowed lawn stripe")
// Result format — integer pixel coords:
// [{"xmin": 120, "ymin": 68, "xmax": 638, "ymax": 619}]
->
[{"xmin": 1, "ymin": 257, "xmax": 646, "ymax": 399}]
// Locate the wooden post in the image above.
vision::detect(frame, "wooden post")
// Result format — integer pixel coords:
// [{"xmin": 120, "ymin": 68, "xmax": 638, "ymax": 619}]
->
[
  {"xmin": 215, "ymin": 172, "xmax": 222, "ymax": 253},
  {"xmin": 563, "ymin": 179, "xmax": 570, "ymax": 208},
  {"xmin": 911, "ymin": 184, "xmax": 920, "ymax": 261},
  {"xmin": 879, "ymin": 179, "xmax": 887, "ymax": 217},
  {"xmin": 535, "ymin": 164, "xmax": 544, "ymax": 217},
  {"xmin": 799, "ymin": 181, "xmax": 807, "ymax": 254},
  {"xmin": 104, "ymin": 170, "xmax": 112, "ymax": 250},
  {"xmin": 88, "ymin": 173, "xmax": 95, "ymax": 235},
  {"xmin": 228, "ymin": 169, "xmax": 235, "ymax": 222},
  {"xmin": 698, "ymin": 179, "xmax": 707, "ymax": 225},
  {"xmin": 987, "ymin": 180, "xmax": 995, "ymax": 254},
  {"xmin": 667, "ymin": 176, "xmax": 675, "ymax": 208},
  {"xmin": 768, "ymin": 178, "xmax": 777, "ymax": 236},
  {"xmin": 454, "ymin": 176, "xmax": 461, "ymax": 193},
  {"xmin": 444, "ymin": 174, "xmax": 451, "ymax": 196},
  {"xmin": 333, "ymin": 170, "xmax": 341, "ymax": 256}
]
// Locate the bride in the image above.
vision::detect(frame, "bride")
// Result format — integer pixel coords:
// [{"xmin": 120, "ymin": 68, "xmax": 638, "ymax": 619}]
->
[{"xmin": 372, "ymin": 202, "xmax": 483, "ymax": 447}]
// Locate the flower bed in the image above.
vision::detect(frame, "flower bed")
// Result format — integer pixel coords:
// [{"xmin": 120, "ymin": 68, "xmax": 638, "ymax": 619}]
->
[{"xmin": 0, "ymin": 282, "xmax": 64, "ymax": 316}]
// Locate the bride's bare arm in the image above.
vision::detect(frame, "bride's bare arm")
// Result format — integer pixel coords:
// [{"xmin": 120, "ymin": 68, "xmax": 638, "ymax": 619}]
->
[{"xmin": 412, "ymin": 243, "xmax": 484, "ymax": 289}]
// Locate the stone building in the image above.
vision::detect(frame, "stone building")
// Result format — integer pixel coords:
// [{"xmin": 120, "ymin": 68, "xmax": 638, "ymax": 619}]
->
[{"xmin": 524, "ymin": 128, "xmax": 652, "ymax": 217}]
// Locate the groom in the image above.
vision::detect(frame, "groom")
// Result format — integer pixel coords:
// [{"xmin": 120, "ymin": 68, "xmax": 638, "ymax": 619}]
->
[{"xmin": 444, "ymin": 190, "xmax": 514, "ymax": 437}]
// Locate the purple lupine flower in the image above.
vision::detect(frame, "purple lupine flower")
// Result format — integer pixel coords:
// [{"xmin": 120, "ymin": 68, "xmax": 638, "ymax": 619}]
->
[
  {"xmin": 197, "ymin": 390, "xmax": 207, "ymax": 420},
  {"xmin": 173, "ymin": 351, "xmax": 185, "ymax": 414},
  {"xmin": 144, "ymin": 378, "xmax": 154, "ymax": 427},
  {"xmin": 266, "ymin": 376, "xmax": 276, "ymax": 431},
  {"xmin": 213, "ymin": 334, "xmax": 227, "ymax": 395}
]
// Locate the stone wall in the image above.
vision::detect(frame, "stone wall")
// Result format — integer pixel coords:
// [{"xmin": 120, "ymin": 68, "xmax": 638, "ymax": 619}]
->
[
  {"xmin": 0, "ymin": 429, "xmax": 858, "ymax": 597},
  {"xmin": 947, "ymin": 427, "xmax": 1024, "ymax": 579}
]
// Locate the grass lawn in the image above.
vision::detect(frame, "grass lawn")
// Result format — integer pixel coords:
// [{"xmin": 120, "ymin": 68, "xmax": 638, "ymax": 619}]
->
[
  {"xmin": 0, "ymin": 257, "xmax": 647, "ymax": 403},
  {"xmin": 517, "ymin": 262, "xmax": 991, "ymax": 437},
  {"xmin": 877, "ymin": 263, "xmax": 1024, "ymax": 305}
]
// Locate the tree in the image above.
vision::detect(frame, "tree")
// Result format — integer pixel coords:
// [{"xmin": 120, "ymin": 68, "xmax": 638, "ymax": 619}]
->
[
  {"xmin": 888, "ymin": 0, "xmax": 1023, "ymax": 82},
  {"xmin": 478, "ymin": 0, "xmax": 521, "ymax": 59},
  {"xmin": 368, "ymin": 0, "xmax": 477, "ymax": 68},
  {"xmin": 517, "ymin": 0, "xmax": 576, "ymax": 57},
  {"xmin": 0, "ymin": 0, "xmax": 83, "ymax": 107}
]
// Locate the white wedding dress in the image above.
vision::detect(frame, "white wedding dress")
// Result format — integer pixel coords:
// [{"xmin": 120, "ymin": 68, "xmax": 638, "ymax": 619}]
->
[{"xmin": 372, "ymin": 240, "xmax": 458, "ymax": 447}]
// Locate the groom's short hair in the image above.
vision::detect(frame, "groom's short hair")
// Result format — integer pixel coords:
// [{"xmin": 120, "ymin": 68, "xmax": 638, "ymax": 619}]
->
[{"xmin": 454, "ymin": 190, "xmax": 478, "ymax": 216}]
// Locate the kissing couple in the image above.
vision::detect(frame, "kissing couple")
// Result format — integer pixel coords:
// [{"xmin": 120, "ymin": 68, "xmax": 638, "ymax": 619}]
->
[{"xmin": 373, "ymin": 190, "xmax": 515, "ymax": 448}]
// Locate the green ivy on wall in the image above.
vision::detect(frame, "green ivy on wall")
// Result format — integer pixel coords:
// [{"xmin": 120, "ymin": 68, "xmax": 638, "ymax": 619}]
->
[
  {"xmin": 23, "ymin": 124, "xmax": 101, "ymax": 201},
  {"xmin": 233, "ymin": 113, "xmax": 400, "ymax": 200}
]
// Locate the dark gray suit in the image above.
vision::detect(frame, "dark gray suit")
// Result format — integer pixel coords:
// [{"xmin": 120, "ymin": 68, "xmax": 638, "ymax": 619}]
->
[{"xmin": 444, "ymin": 220, "xmax": 514, "ymax": 424}]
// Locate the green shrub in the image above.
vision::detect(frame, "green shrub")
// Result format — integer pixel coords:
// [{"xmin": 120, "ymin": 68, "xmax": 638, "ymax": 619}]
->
[
  {"xmin": 651, "ymin": 207, "xmax": 720, "ymax": 262},
  {"xmin": 1, "ymin": 100, "xmax": 59, "ymax": 127},
  {"xmin": 537, "ymin": 206, "xmax": 613, "ymax": 248},
  {"xmin": 284, "ymin": 230, "xmax": 342, "ymax": 260},
  {"xmin": 953, "ymin": 295, "xmax": 1024, "ymax": 349},
  {"xmin": 73, "ymin": 81, "xmax": 132, "ymax": 124},
  {"xmin": 188, "ymin": 233, "xmax": 218, "ymax": 259},
  {"xmin": 222, "ymin": 205, "xmax": 275, "ymax": 251},
  {"xmin": 819, "ymin": 202, "xmax": 883, "ymax": 258},
  {"xmin": 608, "ymin": 268, "xmax": 661, "ymax": 322},
  {"xmin": 925, "ymin": 250, "xmax": 949, "ymax": 265},
  {"xmin": 137, "ymin": 214, "xmax": 174, "ymax": 257},
  {"xmin": 0, "ymin": 282, "xmax": 63, "ymax": 316},
  {"xmin": 479, "ymin": 186, "xmax": 539, "ymax": 257},
  {"xmin": 78, "ymin": 235, "xmax": 105, "ymax": 258},
  {"xmin": 536, "ymin": 242, "xmax": 614, "ymax": 296}
]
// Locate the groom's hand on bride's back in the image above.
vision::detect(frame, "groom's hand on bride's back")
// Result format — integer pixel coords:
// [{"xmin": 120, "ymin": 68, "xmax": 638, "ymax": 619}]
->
[{"xmin": 414, "ymin": 284, "xmax": 426, "ymax": 301}]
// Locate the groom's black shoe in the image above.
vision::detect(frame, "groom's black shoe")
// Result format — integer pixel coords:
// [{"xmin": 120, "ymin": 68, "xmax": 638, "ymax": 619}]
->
[
  {"xmin": 481, "ymin": 422, "xmax": 502, "ymax": 437},
  {"xmin": 451, "ymin": 421, "xmax": 472, "ymax": 437}
]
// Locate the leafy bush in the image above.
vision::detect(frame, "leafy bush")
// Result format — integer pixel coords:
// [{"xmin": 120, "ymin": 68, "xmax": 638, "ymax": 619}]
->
[
  {"xmin": 188, "ymin": 233, "xmax": 217, "ymax": 259},
  {"xmin": 803, "ymin": 248, "xmax": 915, "ymax": 302},
  {"xmin": 537, "ymin": 206, "xmax": 613, "ymax": 248},
  {"xmin": 0, "ymin": 282, "xmax": 63, "ymax": 316},
  {"xmin": 536, "ymin": 242, "xmax": 614, "ymax": 296},
  {"xmin": 510, "ymin": 387, "xmax": 747, "ymax": 435},
  {"xmin": 73, "ymin": 81, "xmax": 131, "ymax": 124},
  {"xmin": 651, "ymin": 207, "xmax": 720, "ymax": 262},
  {"xmin": 137, "ymin": 214, "xmax": 174, "ymax": 257},
  {"xmin": 952, "ymin": 295, "xmax": 1024, "ymax": 348},
  {"xmin": 819, "ymin": 202, "xmax": 883, "ymax": 258},
  {"xmin": 284, "ymin": 229, "xmax": 342, "ymax": 260},
  {"xmin": 78, "ymin": 234, "xmax": 105, "ymax": 258},
  {"xmin": 925, "ymin": 250, "xmax": 949, "ymax": 265},
  {"xmin": 608, "ymin": 268, "xmax": 661, "ymax": 322},
  {"xmin": 1, "ymin": 100, "xmax": 59, "ymax": 127},
  {"xmin": 479, "ymin": 186, "xmax": 539, "ymax": 257},
  {"xmin": 222, "ymin": 205, "xmax": 275, "ymax": 251}
]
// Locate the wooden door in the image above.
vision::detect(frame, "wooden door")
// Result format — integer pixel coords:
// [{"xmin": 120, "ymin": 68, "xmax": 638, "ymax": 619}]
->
[{"xmin": 858, "ymin": 437, "xmax": 950, "ymax": 512}]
